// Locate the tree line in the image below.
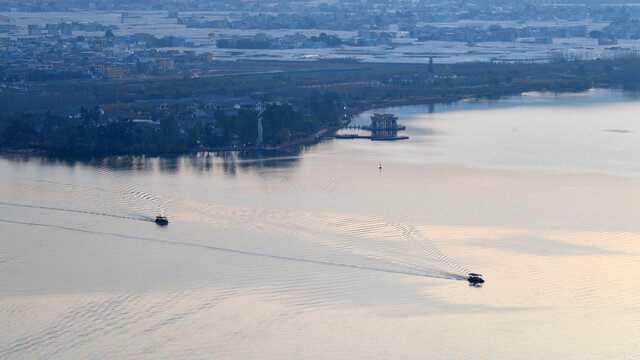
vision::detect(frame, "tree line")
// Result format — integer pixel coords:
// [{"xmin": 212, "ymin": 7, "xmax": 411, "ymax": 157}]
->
[{"xmin": 0, "ymin": 92, "xmax": 341, "ymax": 156}]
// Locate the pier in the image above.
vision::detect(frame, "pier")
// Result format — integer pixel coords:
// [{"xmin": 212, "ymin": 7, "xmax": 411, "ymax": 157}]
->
[
  {"xmin": 333, "ymin": 134, "xmax": 409, "ymax": 140},
  {"xmin": 336, "ymin": 113, "xmax": 409, "ymax": 141},
  {"xmin": 341, "ymin": 124, "xmax": 406, "ymax": 131}
]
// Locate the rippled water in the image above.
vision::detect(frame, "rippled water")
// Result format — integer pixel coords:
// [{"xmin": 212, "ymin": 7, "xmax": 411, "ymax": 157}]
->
[{"xmin": 1, "ymin": 89, "xmax": 639, "ymax": 359}]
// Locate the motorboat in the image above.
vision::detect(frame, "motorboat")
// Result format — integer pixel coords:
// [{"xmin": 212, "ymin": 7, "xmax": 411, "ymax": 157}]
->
[
  {"xmin": 155, "ymin": 215, "xmax": 169, "ymax": 225},
  {"xmin": 467, "ymin": 273, "xmax": 484, "ymax": 284}
]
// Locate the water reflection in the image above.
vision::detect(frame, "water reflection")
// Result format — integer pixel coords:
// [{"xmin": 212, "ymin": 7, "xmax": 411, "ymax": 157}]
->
[{"xmin": 0, "ymin": 149, "xmax": 302, "ymax": 175}]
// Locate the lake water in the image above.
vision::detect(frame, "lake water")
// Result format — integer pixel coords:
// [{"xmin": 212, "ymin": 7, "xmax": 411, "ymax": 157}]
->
[{"xmin": 1, "ymin": 89, "xmax": 639, "ymax": 359}]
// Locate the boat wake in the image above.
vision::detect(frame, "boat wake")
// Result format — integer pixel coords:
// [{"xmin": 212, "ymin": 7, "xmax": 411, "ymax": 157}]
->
[
  {"xmin": 0, "ymin": 218, "xmax": 462, "ymax": 281},
  {"xmin": 0, "ymin": 201, "xmax": 150, "ymax": 222}
]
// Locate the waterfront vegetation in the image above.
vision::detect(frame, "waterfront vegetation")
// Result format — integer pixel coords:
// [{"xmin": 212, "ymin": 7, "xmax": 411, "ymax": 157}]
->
[
  {"xmin": 2, "ymin": 56, "xmax": 640, "ymax": 156},
  {"xmin": 0, "ymin": 99, "xmax": 337, "ymax": 156}
]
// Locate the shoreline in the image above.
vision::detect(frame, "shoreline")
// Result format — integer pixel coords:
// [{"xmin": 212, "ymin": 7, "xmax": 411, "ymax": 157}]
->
[{"xmin": 0, "ymin": 86, "xmax": 632, "ymax": 158}]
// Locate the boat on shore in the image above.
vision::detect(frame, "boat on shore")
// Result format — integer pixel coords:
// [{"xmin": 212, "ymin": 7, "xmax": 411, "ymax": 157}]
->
[{"xmin": 155, "ymin": 215, "xmax": 168, "ymax": 225}]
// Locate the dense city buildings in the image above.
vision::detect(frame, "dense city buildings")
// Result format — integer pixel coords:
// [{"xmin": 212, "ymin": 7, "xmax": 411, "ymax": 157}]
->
[{"xmin": 2, "ymin": 0, "xmax": 640, "ymax": 83}]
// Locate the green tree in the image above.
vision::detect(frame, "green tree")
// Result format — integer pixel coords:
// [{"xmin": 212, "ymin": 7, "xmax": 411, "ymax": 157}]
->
[{"xmin": 236, "ymin": 109, "xmax": 258, "ymax": 144}]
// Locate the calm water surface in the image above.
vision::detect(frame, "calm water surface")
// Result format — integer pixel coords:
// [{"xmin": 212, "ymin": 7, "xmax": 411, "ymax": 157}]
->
[{"xmin": 1, "ymin": 89, "xmax": 639, "ymax": 359}]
